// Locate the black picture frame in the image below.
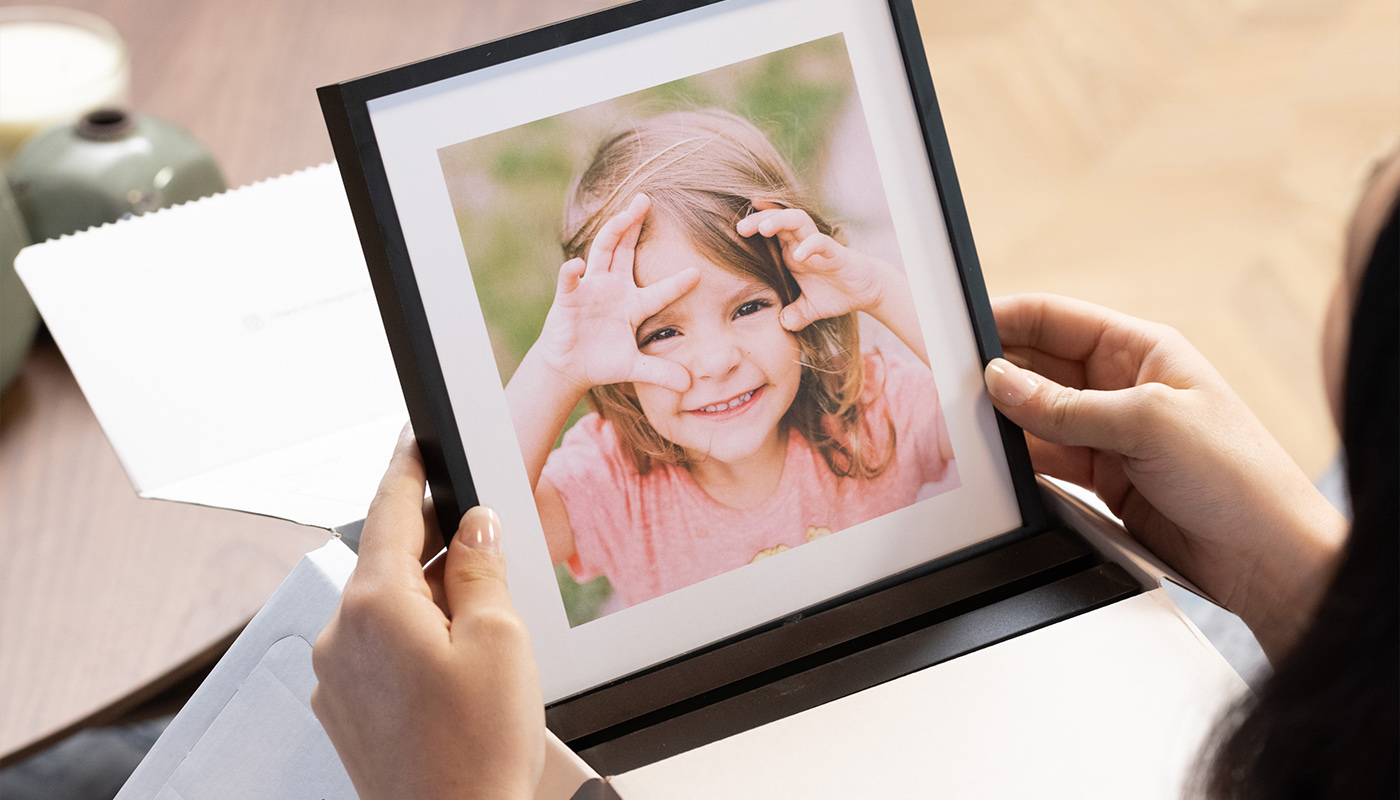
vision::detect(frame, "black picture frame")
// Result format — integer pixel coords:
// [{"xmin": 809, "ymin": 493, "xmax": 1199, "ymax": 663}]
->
[{"xmin": 319, "ymin": 0, "xmax": 1074, "ymax": 771}]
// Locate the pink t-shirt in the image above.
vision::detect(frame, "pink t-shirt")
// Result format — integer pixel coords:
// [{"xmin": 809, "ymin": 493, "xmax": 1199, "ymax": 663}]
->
[{"xmin": 542, "ymin": 351, "xmax": 957, "ymax": 608}]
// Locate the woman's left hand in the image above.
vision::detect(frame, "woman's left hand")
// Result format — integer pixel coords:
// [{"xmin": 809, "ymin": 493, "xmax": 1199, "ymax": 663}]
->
[
  {"xmin": 738, "ymin": 202, "xmax": 885, "ymax": 331},
  {"xmin": 311, "ymin": 427, "xmax": 545, "ymax": 800}
]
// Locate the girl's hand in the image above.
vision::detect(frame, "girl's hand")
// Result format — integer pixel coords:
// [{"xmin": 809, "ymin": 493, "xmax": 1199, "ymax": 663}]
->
[
  {"xmin": 537, "ymin": 193, "xmax": 700, "ymax": 395},
  {"xmin": 984, "ymin": 294, "xmax": 1347, "ymax": 662},
  {"xmin": 312, "ymin": 428, "xmax": 543, "ymax": 800},
  {"xmin": 737, "ymin": 202, "xmax": 885, "ymax": 331},
  {"xmin": 739, "ymin": 201, "xmax": 928, "ymax": 364}
]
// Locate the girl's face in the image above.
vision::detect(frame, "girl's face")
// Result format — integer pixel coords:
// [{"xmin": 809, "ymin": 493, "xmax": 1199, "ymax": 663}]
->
[{"xmin": 631, "ymin": 219, "xmax": 803, "ymax": 466}]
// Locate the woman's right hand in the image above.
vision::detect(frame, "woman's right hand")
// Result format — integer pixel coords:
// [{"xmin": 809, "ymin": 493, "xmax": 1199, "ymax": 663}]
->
[
  {"xmin": 984, "ymin": 293, "xmax": 1347, "ymax": 661},
  {"xmin": 312, "ymin": 429, "xmax": 543, "ymax": 800},
  {"xmin": 535, "ymin": 193, "xmax": 699, "ymax": 396}
]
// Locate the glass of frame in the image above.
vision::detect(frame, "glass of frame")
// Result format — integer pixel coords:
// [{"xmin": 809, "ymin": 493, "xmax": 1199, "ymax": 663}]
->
[{"xmin": 320, "ymin": 0, "xmax": 1042, "ymax": 710}]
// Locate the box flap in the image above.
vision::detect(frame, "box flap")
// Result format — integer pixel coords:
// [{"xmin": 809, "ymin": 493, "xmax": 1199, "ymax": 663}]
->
[
  {"xmin": 1039, "ymin": 476, "xmax": 1218, "ymax": 603},
  {"xmin": 604, "ymin": 589, "xmax": 1245, "ymax": 799},
  {"xmin": 118, "ymin": 538, "xmax": 600, "ymax": 800},
  {"xmin": 118, "ymin": 539, "xmax": 357, "ymax": 797},
  {"xmin": 15, "ymin": 164, "xmax": 405, "ymax": 530}
]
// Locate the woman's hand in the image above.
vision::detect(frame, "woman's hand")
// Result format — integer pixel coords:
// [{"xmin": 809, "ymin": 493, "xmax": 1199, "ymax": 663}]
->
[
  {"xmin": 984, "ymin": 293, "xmax": 1347, "ymax": 662},
  {"xmin": 535, "ymin": 193, "xmax": 700, "ymax": 396},
  {"xmin": 311, "ymin": 427, "xmax": 544, "ymax": 800},
  {"xmin": 739, "ymin": 202, "xmax": 927, "ymax": 363}
]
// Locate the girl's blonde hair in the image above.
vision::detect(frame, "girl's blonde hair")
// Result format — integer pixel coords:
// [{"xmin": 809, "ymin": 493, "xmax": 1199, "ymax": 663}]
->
[{"xmin": 562, "ymin": 108, "xmax": 894, "ymax": 478}]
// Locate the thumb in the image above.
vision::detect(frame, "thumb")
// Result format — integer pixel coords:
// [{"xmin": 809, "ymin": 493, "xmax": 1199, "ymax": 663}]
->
[
  {"xmin": 984, "ymin": 358, "xmax": 1138, "ymax": 453},
  {"xmin": 443, "ymin": 506, "xmax": 512, "ymax": 626},
  {"xmin": 779, "ymin": 300, "xmax": 816, "ymax": 332},
  {"xmin": 629, "ymin": 355, "xmax": 692, "ymax": 393}
]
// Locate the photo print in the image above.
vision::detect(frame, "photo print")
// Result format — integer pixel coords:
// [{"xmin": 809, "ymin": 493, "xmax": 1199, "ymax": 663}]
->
[{"xmin": 438, "ymin": 34, "xmax": 960, "ymax": 626}]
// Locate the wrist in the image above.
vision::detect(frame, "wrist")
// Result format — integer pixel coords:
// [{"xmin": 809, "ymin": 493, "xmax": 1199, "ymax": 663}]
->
[
  {"xmin": 507, "ymin": 347, "xmax": 591, "ymax": 489},
  {"xmin": 858, "ymin": 256, "xmax": 928, "ymax": 363},
  {"xmin": 524, "ymin": 339, "xmax": 592, "ymax": 402},
  {"xmin": 1235, "ymin": 493, "xmax": 1348, "ymax": 663},
  {"xmin": 849, "ymin": 251, "xmax": 893, "ymax": 316}
]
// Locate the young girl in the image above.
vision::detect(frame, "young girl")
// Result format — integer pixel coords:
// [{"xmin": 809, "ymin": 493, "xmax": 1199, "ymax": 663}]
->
[{"xmin": 506, "ymin": 109, "xmax": 955, "ymax": 609}]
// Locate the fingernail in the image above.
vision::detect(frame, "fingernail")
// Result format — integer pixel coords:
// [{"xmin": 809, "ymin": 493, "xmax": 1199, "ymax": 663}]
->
[
  {"xmin": 458, "ymin": 506, "xmax": 500, "ymax": 553},
  {"xmin": 397, "ymin": 422, "xmax": 414, "ymax": 446},
  {"xmin": 985, "ymin": 358, "xmax": 1040, "ymax": 407}
]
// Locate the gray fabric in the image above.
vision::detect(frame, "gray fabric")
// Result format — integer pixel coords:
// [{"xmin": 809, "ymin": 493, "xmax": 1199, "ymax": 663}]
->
[{"xmin": 0, "ymin": 716, "xmax": 171, "ymax": 800}]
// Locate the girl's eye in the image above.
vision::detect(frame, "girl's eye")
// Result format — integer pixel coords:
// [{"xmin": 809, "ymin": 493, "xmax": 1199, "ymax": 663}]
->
[
  {"xmin": 639, "ymin": 327, "xmax": 679, "ymax": 347},
  {"xmin": 734, "ymin": 299, "xmax": 772, "ymax": 319}
]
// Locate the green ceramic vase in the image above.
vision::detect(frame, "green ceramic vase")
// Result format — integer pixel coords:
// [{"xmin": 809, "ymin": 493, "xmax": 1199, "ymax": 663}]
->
[
  {"xmin": 0, "ymin": 167, "xmax": 36, "ymax": 390},
  {"xmin": 8, "ymin": 107, "xmax": 226, "ymax": 242}
]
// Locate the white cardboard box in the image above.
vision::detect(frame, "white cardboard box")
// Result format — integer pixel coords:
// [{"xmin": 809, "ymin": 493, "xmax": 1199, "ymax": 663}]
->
[
  {"xmin": 17, "ymin": 165, "xmax": 1247, "ymax": 800},
  {"xmin": 106, "ymin": 484, "xmax": 1246, "ymax": 800}
]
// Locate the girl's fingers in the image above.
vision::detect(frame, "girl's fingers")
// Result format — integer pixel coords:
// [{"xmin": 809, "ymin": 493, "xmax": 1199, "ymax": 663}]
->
[
  {"xmin": 736, "ymin": 208, "xmax": 781, "ymax": 237},
  {"xmin": 628, "ymin": 355, "xmax": 692, "ymax": 393},
  {"xmin": 758, "ymin": 208, "xmax": 819, "ymax": 241},
  {"xmin": 736, "ymin": 199, "xmax": 784, "ymax": 236},
  {"xmin": 792, "ymin": 233, "xmax": 838, "ymax": 264},
  {"xmin": 556, "ymin": 258, "xmax": 586, "ymax": 295},
  {"xmin": 778, "ymin": 298, "xmax": 818, "ymax": 332},
  {"xmin": 737, "ymin": 207, "xmax": 817, "ymax": 241},
  {"xmin": 634, "ymin": 267, "xmax": 700, "ymax": 320},
  {"xmin": 586, "ymin": 193, "xmax": 650, "ymax": 277},
  {"xmin": 611, "ymin": 199, "xmax": 646, "ymax": 277}
]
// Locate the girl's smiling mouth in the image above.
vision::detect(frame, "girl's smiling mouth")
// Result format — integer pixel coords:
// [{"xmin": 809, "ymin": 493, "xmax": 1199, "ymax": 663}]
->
[{"xmin": 688, "ymin": 386, "xmax": 763, "ymax": 417}]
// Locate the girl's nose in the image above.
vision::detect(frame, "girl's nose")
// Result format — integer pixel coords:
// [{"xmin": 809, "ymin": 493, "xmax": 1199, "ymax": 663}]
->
[{"xmin": 687, "ymin": 331, "xmax": 743, "ymax": 381}]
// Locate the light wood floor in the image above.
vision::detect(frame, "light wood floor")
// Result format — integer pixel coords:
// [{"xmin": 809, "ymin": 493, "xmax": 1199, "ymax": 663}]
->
[{"xmin": 913, "ymin": 0, "xmax": 1400, "ymax": 478}]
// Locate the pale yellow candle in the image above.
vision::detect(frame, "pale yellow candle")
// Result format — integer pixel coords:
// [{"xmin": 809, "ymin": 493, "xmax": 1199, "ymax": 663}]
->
[{"xmin": 0, "ymin": 7, "xmax": 130, "ymax": 163}]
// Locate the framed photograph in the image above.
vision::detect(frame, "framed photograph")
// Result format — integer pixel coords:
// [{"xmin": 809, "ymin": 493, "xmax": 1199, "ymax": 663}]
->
[{"xmin": 321, "ymin": 0, "xmax": 1058, "ymax": 768}]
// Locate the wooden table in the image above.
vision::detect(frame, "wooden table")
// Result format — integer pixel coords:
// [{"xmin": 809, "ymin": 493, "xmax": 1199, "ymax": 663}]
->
[{"xmin": 1, "ymin": 0, "xmax": 1394, "ymax": 767}]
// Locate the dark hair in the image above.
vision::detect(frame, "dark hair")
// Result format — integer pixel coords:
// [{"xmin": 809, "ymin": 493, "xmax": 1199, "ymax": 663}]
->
[{"xmin": 1205, "ymin": 191, "xmax": 1399, "ymax": 797}]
